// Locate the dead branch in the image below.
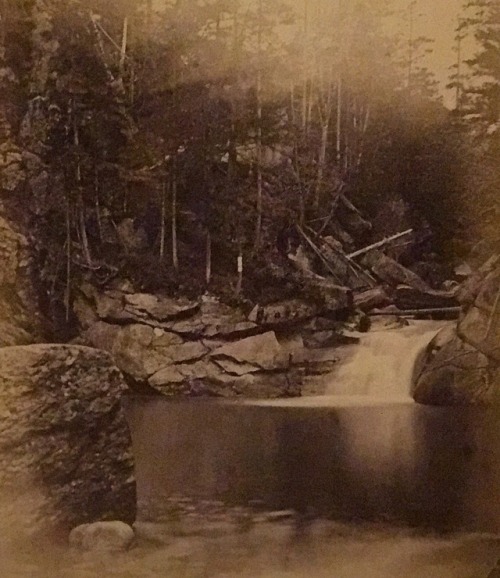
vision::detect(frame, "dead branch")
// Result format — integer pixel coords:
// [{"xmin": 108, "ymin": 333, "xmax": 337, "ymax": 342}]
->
[{"xmin": 348, "ymin": 229, "xmax": 414, "ymax": 259}]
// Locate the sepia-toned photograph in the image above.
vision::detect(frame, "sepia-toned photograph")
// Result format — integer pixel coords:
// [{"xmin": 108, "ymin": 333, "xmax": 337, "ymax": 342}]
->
[{"xmin": 0, "ymin": 0, "xmax": 498, "ymax": 576}]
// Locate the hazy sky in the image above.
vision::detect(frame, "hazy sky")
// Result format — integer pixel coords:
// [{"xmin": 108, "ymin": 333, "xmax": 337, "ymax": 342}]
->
[{"xmin": 405, "ymin": 0, "xmax": 471, "ymax": 105}]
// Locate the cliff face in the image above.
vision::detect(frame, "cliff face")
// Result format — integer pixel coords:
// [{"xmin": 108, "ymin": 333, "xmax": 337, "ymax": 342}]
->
[{"xmin": 0, "ymin": 207, "xmax": 46, "ymax": 346}]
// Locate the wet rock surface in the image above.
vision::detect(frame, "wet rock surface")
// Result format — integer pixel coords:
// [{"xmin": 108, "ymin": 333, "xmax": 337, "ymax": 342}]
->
[
  {"xmin": 413, "ymin": 261, "xmax": 500, "ymax": 405},
  {"xmin": 413, "ymin": 331, "xmax": 498, "ymax": 405},
  {"xmin": 0, "ymin": 344, "xmax": 135, "ymax": 534}
]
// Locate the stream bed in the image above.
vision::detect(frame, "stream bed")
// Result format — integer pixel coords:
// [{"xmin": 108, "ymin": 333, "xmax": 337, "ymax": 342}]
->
[{"xmin": 1, "ymin": 519, "xmax": 500, "ymax": 578}]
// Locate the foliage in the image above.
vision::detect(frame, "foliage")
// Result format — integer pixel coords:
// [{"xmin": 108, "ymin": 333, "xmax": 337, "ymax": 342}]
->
[{"xmin": 0, "ymin": 0, "xmax": 496, "ymax": 332}]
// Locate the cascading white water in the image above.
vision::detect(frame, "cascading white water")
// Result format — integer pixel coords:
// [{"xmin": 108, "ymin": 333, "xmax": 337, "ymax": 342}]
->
[{"xmin": 325, "ymin": 321, "xmax": 444, "ymax": 399}]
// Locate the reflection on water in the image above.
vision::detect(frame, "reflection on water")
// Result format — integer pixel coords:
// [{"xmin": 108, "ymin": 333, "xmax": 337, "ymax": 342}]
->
[{"xmin": 125, "ymin": 398, "xmax": 500, "ymax": 533}]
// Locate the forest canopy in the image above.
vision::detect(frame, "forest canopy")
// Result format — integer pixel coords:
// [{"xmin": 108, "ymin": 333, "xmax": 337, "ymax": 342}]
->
[{"xmin": 0, "ymin": 0, "xmax": 498, "ymax": 323}]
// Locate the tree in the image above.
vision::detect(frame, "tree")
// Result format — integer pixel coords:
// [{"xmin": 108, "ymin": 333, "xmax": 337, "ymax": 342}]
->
[{"xmin": 458, "ymin": 0, "xmax": 500, "ymax": 248}]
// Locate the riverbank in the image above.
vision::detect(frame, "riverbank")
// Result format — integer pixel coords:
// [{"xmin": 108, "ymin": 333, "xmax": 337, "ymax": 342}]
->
[{"xmin": 1, "ymin": 519, "xmax": 499, "ymax": 578}]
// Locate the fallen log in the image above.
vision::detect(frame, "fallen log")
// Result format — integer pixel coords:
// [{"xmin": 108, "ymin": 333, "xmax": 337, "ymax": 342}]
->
[
  {"xmin": 297, "ymin": 226, "xmax": 344, "ymax": 284},
  {"xmin": 370, "ymin": 307, "xmax": 461, "ymax": 317},
  {"xmin": 353, "ymin": 287, "xmax": 392, "ymax": 312},
  {"xmin": 394, "ymin": 285, "xmax": 459, "ymax": 310},
  {"xmin": 321, "ymin": 236, "xmax": 377, "ymax": 289},
  {"xmin": 348, "ymin": 229, "xmax": 413, "ymax": 259},
  {"xmin": 361, "ymin": 250, "xmax": 431, "ymax": 292},
  {"xmin": 336, "ymin": 194, "xmax": 372, "ymax": 237}
]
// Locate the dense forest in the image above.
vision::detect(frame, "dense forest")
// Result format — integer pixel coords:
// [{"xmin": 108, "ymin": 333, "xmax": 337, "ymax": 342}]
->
[{"xmin": 0, "ymin": 0, "xmax": 498, "ymax": 329}]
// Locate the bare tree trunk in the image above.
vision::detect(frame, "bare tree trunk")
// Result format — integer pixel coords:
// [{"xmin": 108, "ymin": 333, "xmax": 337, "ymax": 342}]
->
[
  {"xmin": 314, "ymin": 121, "xmax": 329, "ymax": 208},
  {"xmin": 119, "ymin": 16, "xmax": 128, "ymax": 79},
  {"xmin": 171, "ymin": 168, "xmax": 178, "ymax": 271},
  {"xmin": 160, "ymin": 180, "xmax": 166, "ymax": 260},
  {"xmin": 454, "ymin": 17, "xmax": 466, "ymax": 111},
  {"xmin": 236, "ymin": 247, "xmax": 243, "ymax": 295},
  {"xmin": 336, "ymin": 76, "xmax": 342, "ymax": 165},
  {"xmin": 129, "ymin": 60, "xmax": 135, "ymax": 105},
  {"xmin": 301, "ymin": 0, "xmax": 309, "ymax": 133},
  {"xmin": 65, "ymin": 196, "xmax": 71, "ymax": 323},
  {"xmin": 407, "ymin": 1, "xmax": 415, "ymax": 89},
  {"xmin": 356, "ymin": 106, "xmax": 370, "ymax": 172},
  {"xmin": 77, "ymin": 189, "xmax": 92, "ymax": 266},
  {"xmin": 292, "ymin": 144, "xmax": 306, "ymax": 226},
  {"xmin": 0, "ymin": 0, "xmax": 7, "ymax": 48},
  {"xmin": 94, "ymin": 166, "xmax": 103, "ymax": 243},
  {"xmin": 73, "ymin": 119, "xmax": 91, "ymax": 266},
  {"xmin": 205, "ymin": 230, "xmax": 211, "ymax": 285},
  {"xmin": 254, "ymin": 0, "xmax": 263, "ymax": 251},
  {"xmin": 255, "ymin": 69, "xmax": 263, "ymax": 250}
]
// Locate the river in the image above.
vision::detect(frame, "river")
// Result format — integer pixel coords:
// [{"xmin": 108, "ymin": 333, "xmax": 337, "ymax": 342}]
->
[{"xmin": 2, "ymin": 321, "xmax": 499, "ymax": 576}]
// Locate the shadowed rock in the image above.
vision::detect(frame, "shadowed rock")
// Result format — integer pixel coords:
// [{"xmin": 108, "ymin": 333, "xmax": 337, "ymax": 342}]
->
[{"xmin": 0, "ymin": 345, "xmax": 135, "ymax": 536}]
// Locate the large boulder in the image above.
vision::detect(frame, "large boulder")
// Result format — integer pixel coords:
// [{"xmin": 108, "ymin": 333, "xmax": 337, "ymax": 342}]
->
[
  {"xmin": 413, "ymin": 330, "xmax": 499, "ymax": 405},
  {"xmin": 413, "ymin": 261, "xmax": 500, "ymax": 406},
  {"xmin": 84, "ymin": 321, "xmax": 301, "ymax": 398},
  {"xmin": 210, "ymin": 332, "xmax": 286, "ymax": 371},
  {"xmin": 85, "ymin": 322, "xmax": 208, "ymax": 382},
  {"xmin": 69, "ymin": 521, "xmax": 135, "ymax": 552},
  {"xmin": 0, "ymin": 345, "xmax": 135, "ymax": 535},
  {"xmin": 457, "ymin": 267, "xmax": 500, "ymax": 362}
]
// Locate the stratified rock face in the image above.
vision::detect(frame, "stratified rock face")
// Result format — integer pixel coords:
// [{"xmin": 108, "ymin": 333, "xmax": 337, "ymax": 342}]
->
[
  {"xmin": 76, "ymin": 288, "xmax": 306, "ymax": 398},
  {"xmin": 0, "ymin": 345, "xmax": 135, "ymax": 535},
  {"xmin": 85, "ymin": 321, "xmax": 301, "ymax": 398},
  {"xmin": 413, "ymin": 263, "xmax": 500, "ymax": 405},
  {"xmin": 0, "ymin": 212, "xmax": 45, "ymax": 346}
]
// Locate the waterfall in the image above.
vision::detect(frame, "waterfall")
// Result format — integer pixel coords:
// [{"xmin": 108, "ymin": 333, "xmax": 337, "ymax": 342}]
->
[{"xmin": 325, "ymin": 321, "xmax": 444, "ymax": 399}]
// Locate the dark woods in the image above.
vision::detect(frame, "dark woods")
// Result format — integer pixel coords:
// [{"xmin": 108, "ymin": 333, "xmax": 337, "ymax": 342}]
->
[{"xmin": 0, "ymin": 0, "xmax": 498, "ymax": 332}]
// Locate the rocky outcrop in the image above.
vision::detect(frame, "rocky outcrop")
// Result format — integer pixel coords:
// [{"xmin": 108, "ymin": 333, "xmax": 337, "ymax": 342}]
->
[
  {"xmin": 457, "ymin": 266, "xmax": 500, "ymax": 362},
  {"xmin": 84, "ymin": 320, "xmax": 301, "ymax": 398},
  {"xmin": 413, "ymin": 330, "xmax": 498, "ymax": 405},
  {"xmin": 413, "ymin": 261, "xmax": 500, "ymax": 405},
  {"xmin": 0, "ymin": 211, "xmax": 45, "ymax": 346},
  {"xmin": 77, "ymin": 286, "xmax": 353, "ymax": 398},
  {"xmin": 0, "ymin": 345, "xmax": 135, "ymax": 535}
]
